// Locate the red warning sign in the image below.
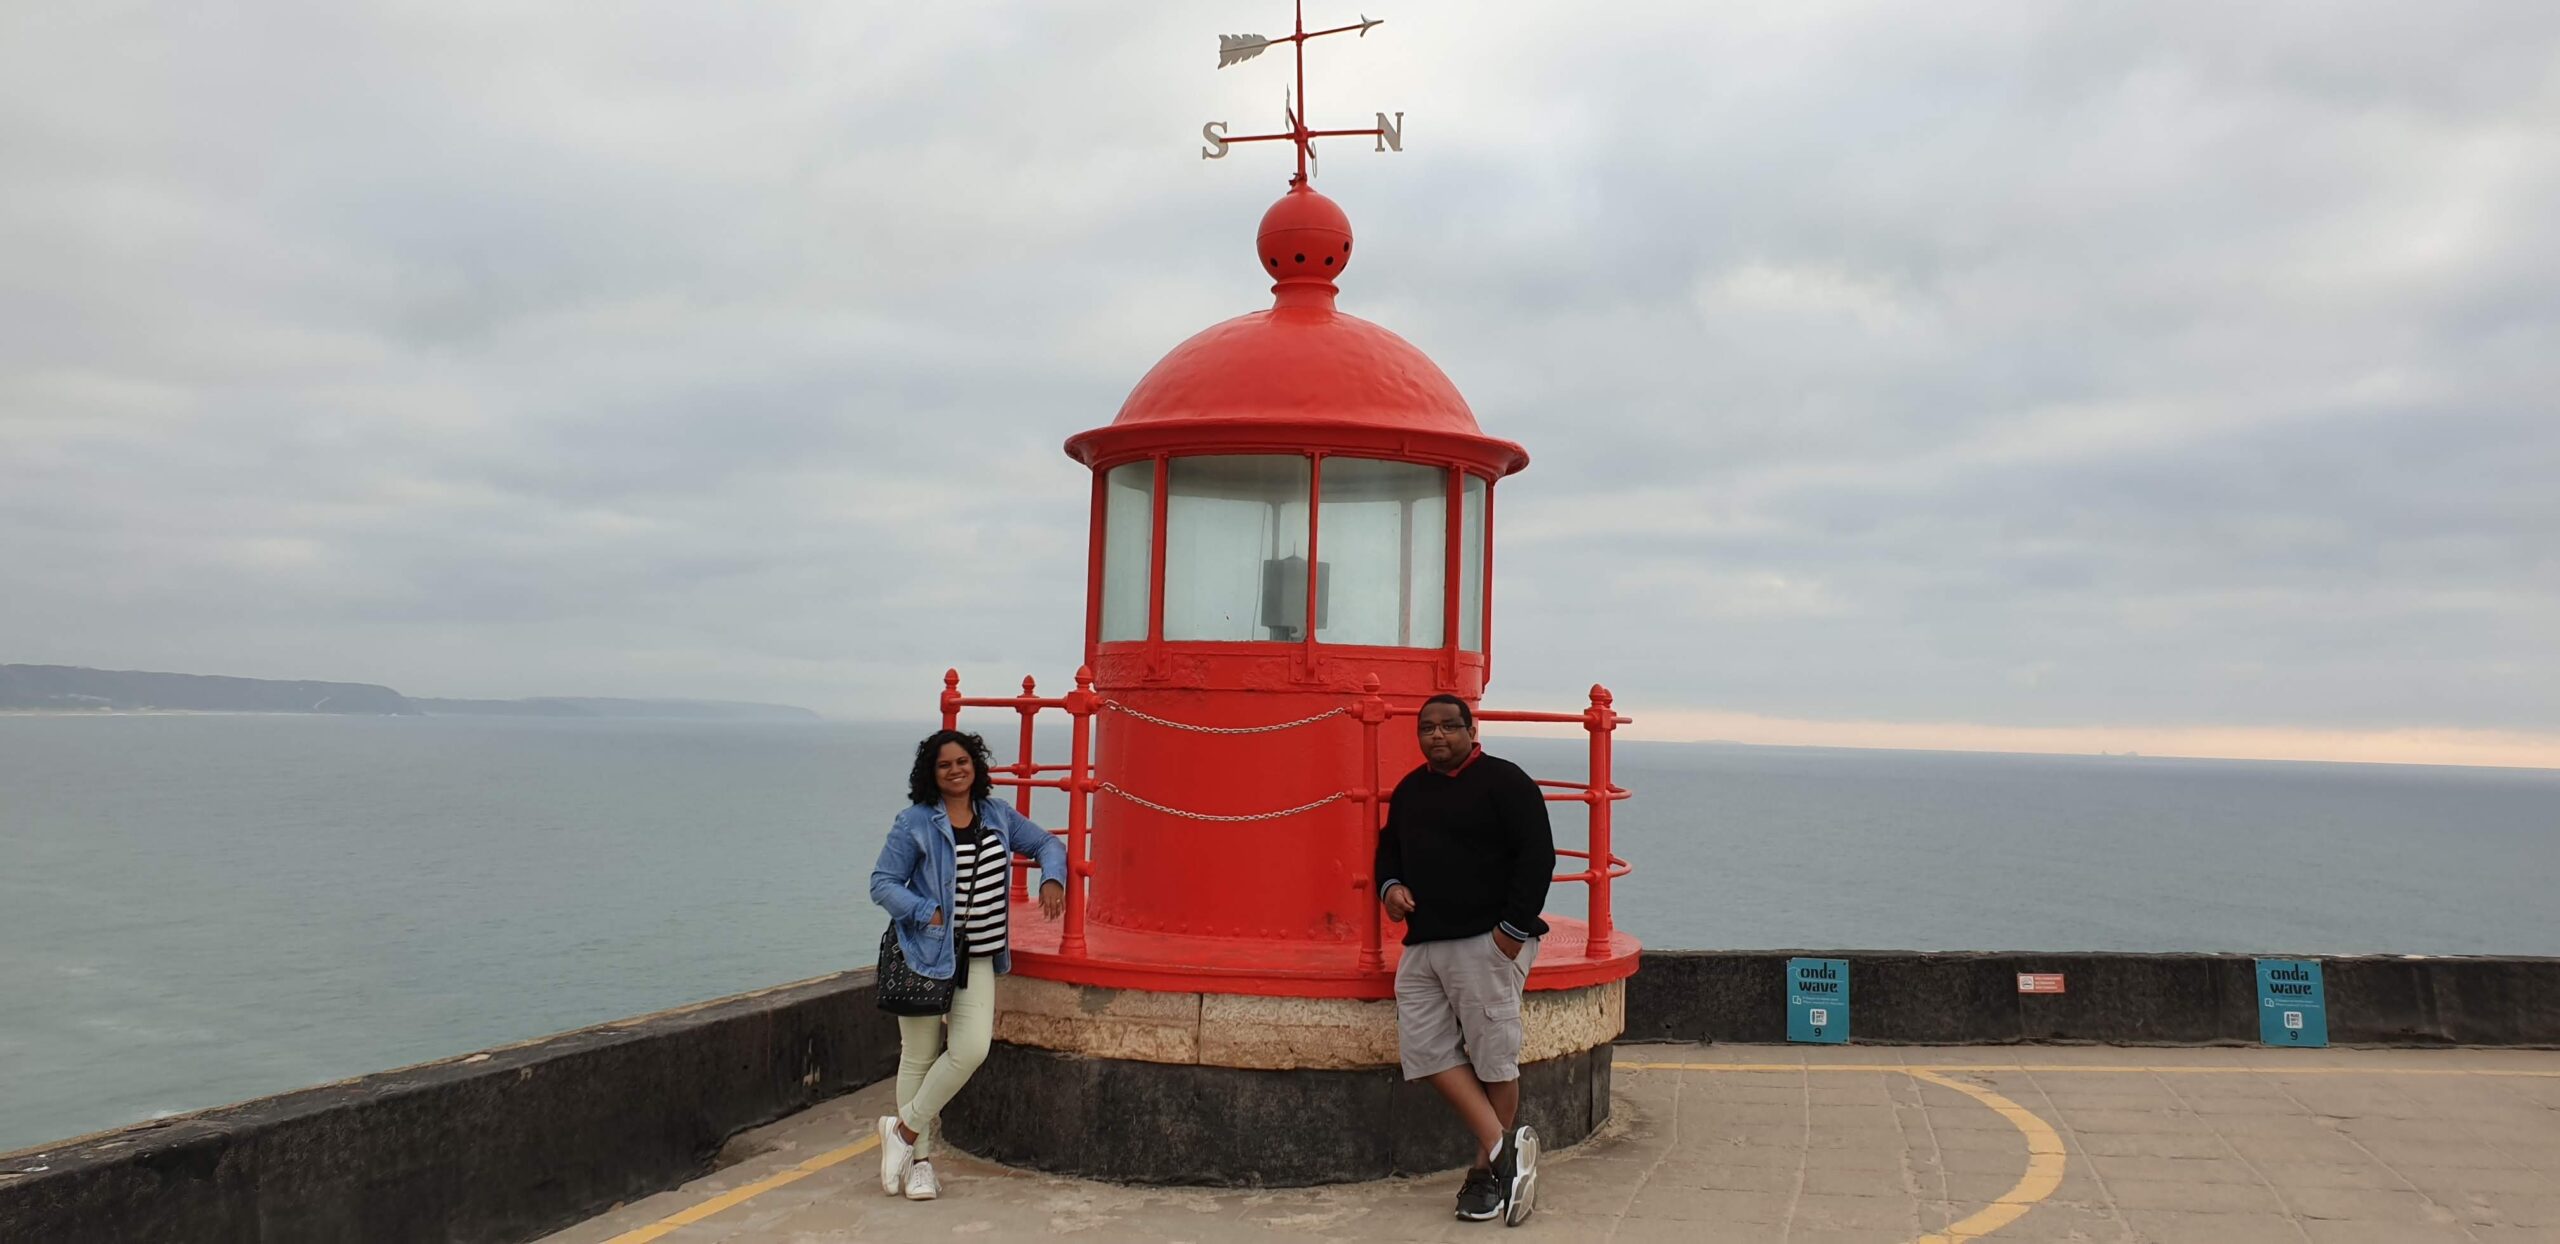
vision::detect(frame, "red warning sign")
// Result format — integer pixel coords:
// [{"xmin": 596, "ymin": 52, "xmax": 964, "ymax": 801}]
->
[{"xmin": 2017, "ymin": 973, "xmax": 2067, "ymax": 994}]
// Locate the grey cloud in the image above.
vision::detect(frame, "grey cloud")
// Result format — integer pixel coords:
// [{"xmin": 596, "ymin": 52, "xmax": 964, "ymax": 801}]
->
[{"xmin": 2, "ymin": 2, "xmax": 2553, "ymax": 742}]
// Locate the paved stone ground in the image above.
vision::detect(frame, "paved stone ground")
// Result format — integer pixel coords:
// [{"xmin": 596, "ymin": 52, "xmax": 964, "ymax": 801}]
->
[{"xmin": 542, "ymin": 1044, "xmax": 2560, "ymax": 1244}]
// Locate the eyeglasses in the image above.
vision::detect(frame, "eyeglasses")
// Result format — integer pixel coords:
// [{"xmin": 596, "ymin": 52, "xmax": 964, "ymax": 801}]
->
[{"xmin": 1416, "ymin": 721, "xmax": 1471, "ymax": 736}]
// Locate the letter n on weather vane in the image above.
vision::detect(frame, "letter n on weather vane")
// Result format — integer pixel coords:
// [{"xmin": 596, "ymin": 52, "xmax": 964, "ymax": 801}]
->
[{"xmin": 1198, "ymin": 3, "xmax": 1403, "ymax": 182}]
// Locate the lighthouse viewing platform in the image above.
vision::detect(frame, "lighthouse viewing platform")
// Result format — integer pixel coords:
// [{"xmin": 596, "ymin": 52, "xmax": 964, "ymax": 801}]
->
[
  {"xmin": 6, "ymin": 7, "xmax": 2556, "ymax": 1240},
  {"xmin": 8, "ymin": 952, "xmax": 2559, "ymax": 1241}
]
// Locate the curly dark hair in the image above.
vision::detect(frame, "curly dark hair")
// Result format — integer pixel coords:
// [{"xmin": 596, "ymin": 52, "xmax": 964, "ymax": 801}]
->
[{"xmin": 908, "ymin": 729, "xmax": 995, "ymax": 807}]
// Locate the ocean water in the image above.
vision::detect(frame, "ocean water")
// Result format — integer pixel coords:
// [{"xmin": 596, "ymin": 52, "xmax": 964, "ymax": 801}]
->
[{"xmin": 1, "ymin": 713, "xmax": 2554, "ymax": 1153}]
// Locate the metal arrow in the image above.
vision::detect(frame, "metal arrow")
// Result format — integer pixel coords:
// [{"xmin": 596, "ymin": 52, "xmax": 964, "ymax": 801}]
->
[{"xmin": 1215, "ymin": 15, "xmax": 1383, "ymax": 69}]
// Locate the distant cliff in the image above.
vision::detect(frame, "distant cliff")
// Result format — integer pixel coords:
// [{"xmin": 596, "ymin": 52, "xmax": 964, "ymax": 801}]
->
[
  {"xmin": 0, "ymin": 665, "xmax": 417, "ymax": 714},
  {"xmin": 0, "ymin": 665, "xmax": 818, "ymax": 721}
]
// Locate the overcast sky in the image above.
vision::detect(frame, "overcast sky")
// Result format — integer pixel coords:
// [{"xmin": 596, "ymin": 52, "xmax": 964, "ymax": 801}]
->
[{"xmin": 3, "ymin": 2, "xmax": 2554, "ymax": 765}]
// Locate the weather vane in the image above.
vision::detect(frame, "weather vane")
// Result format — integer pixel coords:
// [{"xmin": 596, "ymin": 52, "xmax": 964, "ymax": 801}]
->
[{"xmin": 1199, "ymin": 1, "xmax": 1403, "ymax": 182}]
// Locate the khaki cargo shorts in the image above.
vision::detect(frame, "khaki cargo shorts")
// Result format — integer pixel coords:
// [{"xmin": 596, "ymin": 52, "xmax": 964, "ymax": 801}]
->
[{"xmin": 1395, "ymin": 931, "xmax": 1541, "ymax": 1082}]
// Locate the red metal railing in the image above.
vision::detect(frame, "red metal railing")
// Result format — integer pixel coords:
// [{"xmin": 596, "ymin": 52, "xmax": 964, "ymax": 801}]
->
[
  {"xmin": 940, "ymin": 669, "xmax": 1097, "ymax": 958},
  {"xmin": 1370, "ymin": 680, "xmax": 1632, "ymax": 959},
  {"xmin": 936, "ymin": 668, "xmax": 1630, "ymax": 965}
]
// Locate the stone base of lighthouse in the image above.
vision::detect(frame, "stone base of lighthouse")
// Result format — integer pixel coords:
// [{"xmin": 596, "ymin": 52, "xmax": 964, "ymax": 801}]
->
[{"xmin": 941, "ymin": 977, "xmax": 1624, "ymax": 1186}]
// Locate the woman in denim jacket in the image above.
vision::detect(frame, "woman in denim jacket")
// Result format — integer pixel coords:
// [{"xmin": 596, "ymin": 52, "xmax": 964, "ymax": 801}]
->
[{"xmin": 868, "ymin": 728, "xmax": 1069, "ymax": 1201}]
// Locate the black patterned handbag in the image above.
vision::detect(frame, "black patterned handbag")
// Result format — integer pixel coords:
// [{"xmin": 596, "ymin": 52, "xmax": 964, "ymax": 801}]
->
[{"xmin": 876, "ymin": 923, "xmax": 963, "ymax": 1016}]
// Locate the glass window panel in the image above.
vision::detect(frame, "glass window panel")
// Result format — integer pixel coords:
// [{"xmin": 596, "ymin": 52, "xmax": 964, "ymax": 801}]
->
[
  {"xmin": 1459, "ymin": 475, "xmax": 1488, "ymax": 651},
  {"xmin": 1163, "ymin": 455, "xmax": 1312, "ymax": 642},
  {"xmin": 1315, "ymin": 459, "xmax": 1447, "ymax": 647},
  {"xmin": 1099, "ymin": 461, "xmax": 1154, "ymax": 642}
]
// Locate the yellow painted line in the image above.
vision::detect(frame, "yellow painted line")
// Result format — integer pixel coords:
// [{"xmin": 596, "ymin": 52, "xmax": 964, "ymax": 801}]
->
[
  {"xmin": 1619, "ymin": 1061, "xmax": 2560, "ymax": 1078},
  {"xmin": 1906, "ymin": 1068, "xmax": 2066, "ymax": 1244},
  {"xmin": 1622, "ymin": 1061, "xmax": 2069, "ymax": 1241},
  {"xmin": 600, "ymin": 1133, "xmax": 879, "ymax": 1244},
  {"xmin": 1622, "ymin": 1061, "xmax": 1904, "ymax": 1072}
]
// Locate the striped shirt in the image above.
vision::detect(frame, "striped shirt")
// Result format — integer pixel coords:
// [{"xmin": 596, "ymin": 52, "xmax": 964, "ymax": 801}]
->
[{"xmin": 952, "ymin": 814, "xmax": 1010, "ymax": 958}]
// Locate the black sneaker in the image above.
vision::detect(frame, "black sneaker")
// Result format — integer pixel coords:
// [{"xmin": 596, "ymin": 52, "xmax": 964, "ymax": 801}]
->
[
  {"xmin": 1454, "ymin": 1166, "xmax": 1503, "ymax": 1221},
  {"xmin": 1503, "ymin": 1124, "xmax": 1540, "ymax": 1226}
]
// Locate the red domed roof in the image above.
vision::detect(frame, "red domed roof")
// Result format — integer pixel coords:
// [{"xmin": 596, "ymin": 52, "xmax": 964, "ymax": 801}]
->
[
  {"xmin": 1110, "ymin": 306, "xmax": 1481, "ymax": 435},
  {"xmin": 1066, "ymin": 183, "xmax": 1526, "ymax": 478}
]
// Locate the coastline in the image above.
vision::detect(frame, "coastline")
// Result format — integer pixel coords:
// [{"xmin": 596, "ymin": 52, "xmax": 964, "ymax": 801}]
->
[{"xmin": 0, "ymin": 709, "xmax": 340, "ymax": 717}]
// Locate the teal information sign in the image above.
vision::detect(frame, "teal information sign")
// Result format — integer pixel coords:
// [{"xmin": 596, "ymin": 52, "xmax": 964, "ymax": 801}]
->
[
  {"xmin": 2256, "ymin": 958, "xmax": 2328, "ymax": 1047},
  {"xmin": 1787, "ymin": 957, "xmax": 1849, "ymax": 1044}
]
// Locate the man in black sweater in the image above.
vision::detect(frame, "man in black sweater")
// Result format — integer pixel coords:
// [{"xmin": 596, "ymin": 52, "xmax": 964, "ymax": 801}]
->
[{"xmin": 1375, "ymin": 694, "xmax": 1555, "ymax": 1226}]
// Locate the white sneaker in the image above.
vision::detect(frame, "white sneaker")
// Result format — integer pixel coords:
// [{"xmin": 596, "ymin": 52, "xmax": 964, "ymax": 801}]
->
[
  {"xmin": 877, "ymin": 1116, "xmax": 912, "ymax": 1195},
  {"xmin": 1504, "ymin": 1124, "xmax": 1539, "ymax": 1227},
  {"xmin": 903, "ymin": 1159, "xmax": 941, "ymax": 1201}
]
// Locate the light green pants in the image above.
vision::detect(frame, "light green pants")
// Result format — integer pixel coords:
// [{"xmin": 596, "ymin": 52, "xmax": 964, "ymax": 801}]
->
[{"xmin": 895, "ymin": 955, "xmax": 995, "ymax": 1160}]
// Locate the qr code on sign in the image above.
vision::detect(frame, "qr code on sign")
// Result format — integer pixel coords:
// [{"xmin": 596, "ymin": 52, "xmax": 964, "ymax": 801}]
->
[{"xmin": 2284, "ymin": 1012, "xmax": 2304, "ymax": 1030}]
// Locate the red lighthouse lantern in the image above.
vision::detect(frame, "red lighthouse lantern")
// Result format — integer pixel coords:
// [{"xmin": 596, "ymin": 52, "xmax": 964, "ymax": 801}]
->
[
  {"xmin": 1053, "ymin": 181, "xmax": 1539, "ymax": 986},
  {"xmin": 937, "ymin": 7, "xmax": 1635, "ymax": 1185}
]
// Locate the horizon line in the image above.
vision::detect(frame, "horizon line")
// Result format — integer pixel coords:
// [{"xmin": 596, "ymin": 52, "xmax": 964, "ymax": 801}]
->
[{"xmin": 1593, "ymin": 709, "xmax": 2560, "ymax": 773}]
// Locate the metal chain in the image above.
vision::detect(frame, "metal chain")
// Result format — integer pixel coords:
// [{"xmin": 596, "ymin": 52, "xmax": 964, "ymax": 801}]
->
[
  {"xmin": 1102, "ymin": 700, "xmax": 1347, "ymax": 735},
  {"xmin": 1097, "ymin": 782, "xmax": 1349, "ymax": 823}
]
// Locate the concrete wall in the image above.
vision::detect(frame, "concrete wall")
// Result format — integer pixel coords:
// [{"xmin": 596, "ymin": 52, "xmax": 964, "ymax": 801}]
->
[
  {"xmin": 0, "ymin": 971, "xmax": 899, "ymax": 1244},
  {"xmin": 1626, "ymin": 951, "xmax": 2560, "ymax": 1047}
]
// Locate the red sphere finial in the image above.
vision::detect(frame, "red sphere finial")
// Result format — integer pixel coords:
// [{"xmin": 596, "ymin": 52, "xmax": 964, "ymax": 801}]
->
[{"xmin": 1257, "ymin": 183, "xmax": 1353, "ymax": 309}]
